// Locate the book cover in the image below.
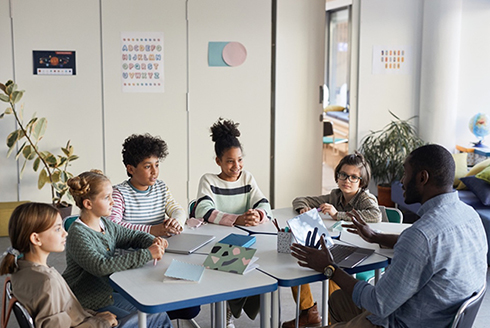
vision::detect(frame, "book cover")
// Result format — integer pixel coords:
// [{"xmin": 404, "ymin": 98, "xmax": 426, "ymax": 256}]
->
[
  {"xmin": 163, "ymin": 259, "xmax": 205, "ymax": 283},
  {"xmin": 218, "ymin": 233, "xmax": 256, "ymax": 248},
  {"xmin": 203, "ymin": 242, "xmax": 259, "ymax": 274}
]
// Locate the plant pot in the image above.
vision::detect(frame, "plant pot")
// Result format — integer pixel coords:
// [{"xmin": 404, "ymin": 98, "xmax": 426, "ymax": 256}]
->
[
  {"xmin": 0, "ymin": 201, "xmax": 29, "ymax": 237},
  {"xmin": 55, "ymin": 203, "xmax": 73, "ymax": 219},
  {"xmin": 377, "ymin": 185, "xmax": 395, "ymax": 207}
]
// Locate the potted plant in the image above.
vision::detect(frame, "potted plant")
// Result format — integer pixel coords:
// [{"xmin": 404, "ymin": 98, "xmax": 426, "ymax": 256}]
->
[
  {"xmin": 0, "ymin": 80, "xmax": 78, "ymax": 217},
  {"xmin": 359, "ymin": 111, "xmax": 425, "ymax": 206}
]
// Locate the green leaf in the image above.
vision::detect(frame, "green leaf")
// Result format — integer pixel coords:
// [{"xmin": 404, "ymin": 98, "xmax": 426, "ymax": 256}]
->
[
  {"xmin": 19, "ymin": 159, "xmax": 28, "ymax": 178},
  {"xmin": 3, "ymin": 107, "xmax": 13, "ymax": 115},
  {"xmin": 0, "ymin": 94, "xmax": 9, "ymax": 102},
  {"xmin": 68, "ymin": 155, "xmax": 79, "ymax": 162},
  {"xmin": 6, "ymin": 82, "xmax": 16, "ymax": 95},
  {"xmin": 6, "ymin": 130, "xmax": 20, "ymax": 148},
  {"xmin": 31, "ymin": 117, "xmax": 47, "ymax": 142},
  {"xmin": 60, "ymin": 171, "xmax": 68, "ymax": 182},
  {"xmin": 33, "ymin": 157, "xmax": 41, "ymax": 171},
  {"xmin": 44, "ymin": 152, "xmax": 58, "ymax": 166},
  {"xmin": 61, "ymin": 147, "xmax": 70, "ymax": 157},
  {"xmin": 0, "ymin": 82, "xmax": 6, "ymax": 93},
  {"xmin": 52, "ymin": 171, "xmax": 61, "ymax": 183},
  {"xmin": 38, "ymin": 169, "xmax": 49, "ymax": 189},
  {"xmin": 16, "ymin": 142, "xmax": 27, "ymax": 160},
  {"xmin": 11, "ymin": 90, "xmax": 23, "ymax": 104}
]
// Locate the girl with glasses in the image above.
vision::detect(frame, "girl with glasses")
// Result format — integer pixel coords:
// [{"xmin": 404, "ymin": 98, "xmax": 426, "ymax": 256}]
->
[{"xmin": 283, "ymin": 152, "xmax": 381, "ymax": 328}]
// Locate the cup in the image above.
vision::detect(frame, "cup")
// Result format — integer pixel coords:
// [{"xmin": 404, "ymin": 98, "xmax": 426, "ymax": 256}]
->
[{"xmin": 277, "ymin": 231, "xmax": 293, "ymax": 253}]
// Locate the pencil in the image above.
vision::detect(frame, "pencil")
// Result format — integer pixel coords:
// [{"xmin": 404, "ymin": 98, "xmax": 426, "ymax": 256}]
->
[{"xmin": 153, "ymin": 259, "xmax": 157, "ymax": 266}]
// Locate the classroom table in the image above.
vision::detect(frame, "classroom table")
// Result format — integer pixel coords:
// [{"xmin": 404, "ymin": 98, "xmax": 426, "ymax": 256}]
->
[{"xmin": 110, "ymin": 252, "xmax": 278, "ymax": 328}]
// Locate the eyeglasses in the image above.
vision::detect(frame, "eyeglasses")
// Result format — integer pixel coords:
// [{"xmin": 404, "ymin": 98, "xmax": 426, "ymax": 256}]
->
[{"xmin": 337, "ymin": 172, "xmax": 362, "ymax": 183}]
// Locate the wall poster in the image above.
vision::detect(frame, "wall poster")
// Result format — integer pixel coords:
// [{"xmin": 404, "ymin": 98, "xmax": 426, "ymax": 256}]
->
[
  {"xmin": 121, "ymin": 32, "xmax": 164, "ymax": 93},
  {"xmin": 372, "ymin": 45, "xmax": 412, "ymax": 75}
]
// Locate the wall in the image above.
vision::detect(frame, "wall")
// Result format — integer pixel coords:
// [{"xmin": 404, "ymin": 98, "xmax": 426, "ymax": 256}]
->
[
  {"xmin": 355, "ymin": 0, "xmax": 423, "ymax": 148},
  {"xmin": 457, "ymin": 0, "xmax": 490, "ymax": 145},
  {"xmin": 274, "ymin": 0, "xmax": 325, "ymax": 208}
]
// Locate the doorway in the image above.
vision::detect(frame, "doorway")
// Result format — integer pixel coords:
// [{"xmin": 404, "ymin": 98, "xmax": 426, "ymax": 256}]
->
[{"xmin": 322, "ymin": 6, "xmax": 351, "ymax": 194}]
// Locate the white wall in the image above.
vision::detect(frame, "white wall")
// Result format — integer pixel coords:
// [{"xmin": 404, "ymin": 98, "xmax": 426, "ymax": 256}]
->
[
  {"xmin": 356, "ymin": 0, "xmax": 423, "ymax": 147},
  {"xmin": 457, "ymin": 0, "xmax": 490, "ymax": 145},
  {"xmin": 274, "ymin": 0, "xmax": 325, "ymax": 208},
  {"xmin": 0, "ymin": 0, "xmax": 17, "ymax": 202}
]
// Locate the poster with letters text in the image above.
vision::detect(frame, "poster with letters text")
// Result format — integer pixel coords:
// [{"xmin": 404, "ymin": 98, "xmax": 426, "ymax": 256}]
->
[{"xmin": 121, "ymin": 32, "xmax": 164, "ymax": 93}]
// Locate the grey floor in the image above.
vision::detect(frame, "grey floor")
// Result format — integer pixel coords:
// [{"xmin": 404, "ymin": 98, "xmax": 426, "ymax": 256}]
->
[{"xmin": 1, "ymin": 235, "xmax": 489, "ymax": 328}]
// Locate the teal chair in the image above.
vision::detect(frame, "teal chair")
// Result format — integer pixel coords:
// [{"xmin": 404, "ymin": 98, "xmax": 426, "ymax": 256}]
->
[
  {"xmin": 63, "ymin": 215, "xmax": 79, "ymax": 231},
  {"xmin": 355, "ymin": 207, "xmax": 403, "ymax": 283}
]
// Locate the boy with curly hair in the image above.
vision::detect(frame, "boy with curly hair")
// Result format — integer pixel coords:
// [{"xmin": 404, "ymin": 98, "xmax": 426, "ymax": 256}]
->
[{"xmin": 109, "ymin": 133, "xmax": 185, "ymax": 237}]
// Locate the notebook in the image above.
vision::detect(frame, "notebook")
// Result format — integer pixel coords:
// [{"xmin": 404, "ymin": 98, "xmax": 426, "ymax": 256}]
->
[
  {"xmin": 165, "ymin": 233, "xmax": 216, "ymax": 254},
  {"xmin": 287, "ymin": 209, "xmax": 374, "ymax": 269},
  {"xmin": 218, "ymin": 233, "xmax": 256, "ymax": 248},
  {"xmin": 163, "ymin": 259, "xmax": 205, "ymax": 283},
  {"xmin": 203, "ymin": 243, "xmax": 259, "ymax": 274}
]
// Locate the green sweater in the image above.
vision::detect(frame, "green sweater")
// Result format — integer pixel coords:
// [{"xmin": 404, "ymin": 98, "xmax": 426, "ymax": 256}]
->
[{"xmin": 62, "ymin": 217, "xmax": 154, "ymax": 310}]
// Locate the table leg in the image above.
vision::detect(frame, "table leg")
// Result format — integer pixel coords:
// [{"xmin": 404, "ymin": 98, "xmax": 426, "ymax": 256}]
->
[
  {"xmin": 271, "ymin": 289, "xmax": 280, "ymax": 328},
  {"xmin": 322, "ymin": 280, "xmax": 328, "ymax": 326},
  {"xmin": 375, "ymin": 269, "xmax": 381, "ymax": 284},
  {"xmin": 138, "ymin": 311, "xmax": 147, "ymax": 328},
  {"xmin": 295, "ymin": 285, "xmax": 301, "ymax": 328},
  {"xmin": 215, "ymin": 301, "xmax": 226, "ymax": 328},
  {"xmin": 260, "ymin": 292, "xmax": 272, "ymax": 328}
]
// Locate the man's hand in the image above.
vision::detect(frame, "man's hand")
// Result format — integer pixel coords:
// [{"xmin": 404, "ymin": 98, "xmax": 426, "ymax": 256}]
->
[
  {"xmin": 96, "ymin": 311, "xmax": 118, "ymax": 327},
  {"xmin": 235, "ymin": 209, "xmax": 261, "ymax": 226},
  {"xmin": 290, "ymin": 236, "xmax": 334, "ymax": 273},
  {"xmin": 343, "ymin": 209, "xmax": 377, "ymax": 243},
  {"xmin": 305, "ymin": 227, "xmax": 325, "ymax": 249},
  {"xmin": 150, "ymin": 218, "xmax": 183, "ymax": 237}
]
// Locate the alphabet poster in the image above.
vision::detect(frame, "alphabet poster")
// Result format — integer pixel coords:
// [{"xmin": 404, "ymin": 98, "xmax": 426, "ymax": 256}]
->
[
  {"xmin": 121, "ymin": 32, "xmax": 164, "ymax": 93},
  {"xmin": 372, "ymin": 45, "xmax": 412, "ymax": 75}
]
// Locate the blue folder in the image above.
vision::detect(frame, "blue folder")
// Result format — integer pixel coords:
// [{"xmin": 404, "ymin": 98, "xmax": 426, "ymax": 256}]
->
[{"xmin": 218, "ymin": 233, "xmax": 256, "ymax": 248}]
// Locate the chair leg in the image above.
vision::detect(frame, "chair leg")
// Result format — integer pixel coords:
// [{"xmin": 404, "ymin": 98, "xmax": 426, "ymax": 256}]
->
[{"xmin": 188, "ymin": 318, "xmax": 201, "ymax": 328}]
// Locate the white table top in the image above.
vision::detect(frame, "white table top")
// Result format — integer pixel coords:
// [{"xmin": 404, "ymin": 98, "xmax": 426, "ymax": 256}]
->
[
  {"xmin": 253, "ymin": 233, "xmax": 390, "ymax": 286},
  {"xmin": 109, "ymin": 253, "xmax": 278, "ymax": 314}
]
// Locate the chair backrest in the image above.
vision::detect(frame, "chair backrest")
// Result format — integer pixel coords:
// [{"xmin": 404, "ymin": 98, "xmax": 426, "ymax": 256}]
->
[
  {"xmin": 450, "ymin": 283, "xmax": 486, "ymax": 328},
  {"xmin": 62, "ymin": 215, "xmax": 79, "ymax": 231},
  {"xmin": 3, "ymin": 278, "xmax": 35, "ymax": 328},
  {"xmin": 385, "ymin": 207, "xmax": 403, "ymax": 223},
  {"xmin": 188, "ymin": 199, "xmax": 197, "ymax": 218},
  {"xmin": 323, "ymin": 121, "xmax": 334, "ymax": 137}
]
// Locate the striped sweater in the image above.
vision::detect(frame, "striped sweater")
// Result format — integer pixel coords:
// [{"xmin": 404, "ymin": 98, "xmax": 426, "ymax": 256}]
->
[
  {"xmin": 194, "ymin": 170, "xmax": 272, "ymax": 226},
  {"xmin": 109, "ymin": 179, "xmax": 186, "ymax": 233}
]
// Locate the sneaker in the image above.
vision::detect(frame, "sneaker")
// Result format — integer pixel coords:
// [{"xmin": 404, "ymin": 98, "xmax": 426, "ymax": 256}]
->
[
  {"xmin": 226, "ymin": 307, "xmax": 235, "ymax": 328},
  {"xmin": 281, "ymin": 303, "xmax": 322, "ymax": 328}
]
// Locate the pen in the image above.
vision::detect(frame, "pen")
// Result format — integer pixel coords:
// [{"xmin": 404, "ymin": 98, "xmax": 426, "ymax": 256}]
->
[
  {"xmin": 153, "ymin": 259, "xmax": 157, "ymax": 266},
  {"xmin": 272, "ymin": 218, "xmax": 281, "ymax": 232}
]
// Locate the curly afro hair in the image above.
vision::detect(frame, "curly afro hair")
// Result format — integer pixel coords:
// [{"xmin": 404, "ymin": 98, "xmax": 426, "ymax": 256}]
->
[
  {"xmin": 210, "ymin": 118, "xmax": 242, "ymax": 158},
  {"xmin": 122, "ymin": 134, "xmax": 169, "ymax": 177}
]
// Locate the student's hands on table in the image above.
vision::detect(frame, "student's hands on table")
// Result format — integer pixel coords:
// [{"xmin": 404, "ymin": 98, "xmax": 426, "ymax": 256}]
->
[
  {"xmin": 318, "ymin": 203, "xmax": 338, "ymax": 220},
  {"xmin": 235, "ymin": 209, "xmax": 261, "ymax": 226},
  {"xmin": 290, "ymin": 236, "xmax": 334, "ymax": 273},
  {"xmin": 96, "ymin": 311, "xmax": 118, "ymax": 327},
  {"xmin": 150, "ymin": 218, "xmax": 183, "ymax": 237},
  {"xmin": 148, "ymin": 240, "xmax": 166, "ymax": 261}
]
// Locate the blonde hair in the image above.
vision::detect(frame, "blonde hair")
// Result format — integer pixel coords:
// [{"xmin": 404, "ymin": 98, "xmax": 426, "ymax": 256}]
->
[
  {"xmin": 68, "ymin": 170, "xmax": 110, "ymax": 210},
  {"xmin": 0, "ymin": 203, "xmax": 59, "ymax": 275}
]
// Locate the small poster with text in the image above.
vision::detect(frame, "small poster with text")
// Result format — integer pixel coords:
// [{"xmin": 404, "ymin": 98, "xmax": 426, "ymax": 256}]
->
[{"xmin": 121, "ymin": 32, "xmax": 164, "ymax": 93}]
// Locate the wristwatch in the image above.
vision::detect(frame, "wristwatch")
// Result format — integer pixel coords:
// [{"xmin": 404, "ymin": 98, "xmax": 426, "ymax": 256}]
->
[{"xmin": 323, "ymin": 264, "xmax": 338, "ymax": 279}]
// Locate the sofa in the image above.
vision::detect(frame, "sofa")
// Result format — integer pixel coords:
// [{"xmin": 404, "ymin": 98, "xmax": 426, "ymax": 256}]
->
[{"xmin": 391, "ymin": 181, "xmax": 490, "ymax": 265}]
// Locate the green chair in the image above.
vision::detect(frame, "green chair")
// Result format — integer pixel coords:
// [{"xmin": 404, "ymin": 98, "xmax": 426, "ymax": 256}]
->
[
  {"xmin": 63, "ymin": 215, "xmax": 79, "ymax": 231},
  {"xmin": 355, "ymin": 207, "xmax": 403, "ymax": 283}
]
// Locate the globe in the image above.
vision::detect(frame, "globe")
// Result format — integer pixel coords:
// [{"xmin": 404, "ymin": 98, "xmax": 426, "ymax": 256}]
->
[{"xmin": 469, "ymin": 113, "xmax": 490, "ymax": 147}]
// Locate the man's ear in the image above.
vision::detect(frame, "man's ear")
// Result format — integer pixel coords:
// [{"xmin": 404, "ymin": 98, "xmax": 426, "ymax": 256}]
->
[
  {"xmin": 29, "ymin": 232, "xmax": 42, "ymax": 247},
  {"xmin": 83, "ymin": 198, "xmax": 92, "ymax": 210},
  {"xmin": 419, "ymin": 170, "xmax": 430, "ymax": 185}
]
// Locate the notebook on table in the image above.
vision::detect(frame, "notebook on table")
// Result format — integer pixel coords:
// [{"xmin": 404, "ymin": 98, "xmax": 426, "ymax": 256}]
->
[
  {"xmin": 203, "ymin": 243, "xmax": 259, "ymax": 274},
  {"xmin": 218, "ymin": 233, "xmax": 256, "ymax": 247},
  {"xmin": 287, "ymin": 209, "xmax": 374, "ymax": 269},
  {"xmin": 165, "ymin": 233, "xmax": 215, "ymax": 254}
]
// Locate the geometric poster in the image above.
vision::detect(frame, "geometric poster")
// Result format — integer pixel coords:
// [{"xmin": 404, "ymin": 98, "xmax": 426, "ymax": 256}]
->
[
  {"xmin": 121, "ymin": 32, "xmax": 164, "ymax": 93},
  {"xmin": 372, "ymin": 45, "xmax": 412, "ymax": 75},
  {"xmin": 208, "ymin": 41, "xmax": 247, "ymax": 67}
]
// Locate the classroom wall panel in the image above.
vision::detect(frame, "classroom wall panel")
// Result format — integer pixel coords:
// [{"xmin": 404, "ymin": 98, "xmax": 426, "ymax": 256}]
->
[
  {"xmin": 8, "ymin": 0, "xmax": 104, "ymax": 203},
  {"xmin": 274, "ymin": 0, "xmax": 325, "ymax": 208},
  {"xmin": 187, "ymin": 0, "xmax": 272, "ymax": 204},
  {"xmin": 0, "ymin": 0, "xmax": 18, "ymax": 201},
  {"xmin": 100, "ymin": 0, "xmax": 188, "ymax": 205}
]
